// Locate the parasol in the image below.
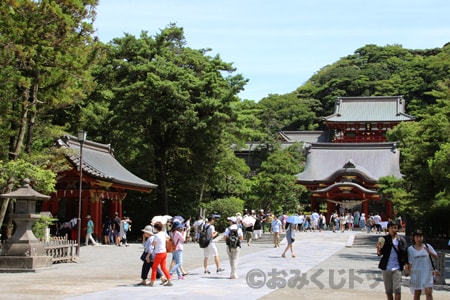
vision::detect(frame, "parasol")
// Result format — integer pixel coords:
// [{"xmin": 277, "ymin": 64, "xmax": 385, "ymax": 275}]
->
[
  {"xmin": 242, "ymin": 215, "xmax": 256, "ymax": 227},
  {"xmin": 171, "ymin": 216, "xmax": 185, "ymax": 224},
  {"xmin": 286, "ymin": 215, "xmax": 303, "ymax": 224},
  {"xmin": 151, "ymin": 215, "xmax": 172, "ymax": 225}
]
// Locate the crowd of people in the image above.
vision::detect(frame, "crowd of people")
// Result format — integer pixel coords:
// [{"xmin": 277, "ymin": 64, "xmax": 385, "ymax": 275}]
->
[
  {"xmin": 54, "ymin": 208, "xmax": 441, "ymax": 298},
  {"xmin": 136, "ymin": 212, "xmax": 441, "ymax": 300}
]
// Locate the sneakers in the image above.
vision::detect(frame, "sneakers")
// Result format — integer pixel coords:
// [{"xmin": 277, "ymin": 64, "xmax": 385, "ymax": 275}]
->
[
  {"xmin": 178, "ymin": 276, "xmax": 184, "ymax": 280},
  {"xmin": 204, "ymin": 270, "xmax": 211, "ymax": 274},
  {"xmin": 216, "ymin": 268, "xmax": 225, "ymax": 273}
]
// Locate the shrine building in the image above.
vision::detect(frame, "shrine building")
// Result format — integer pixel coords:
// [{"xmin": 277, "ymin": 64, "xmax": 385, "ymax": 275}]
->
[
  {"xmin": 295, "ymin": 96, "xmax": 415, "ymax": 220},
  {"xmin": 41, "ymin": 135, "xmax": 157, "ymax": 237}
]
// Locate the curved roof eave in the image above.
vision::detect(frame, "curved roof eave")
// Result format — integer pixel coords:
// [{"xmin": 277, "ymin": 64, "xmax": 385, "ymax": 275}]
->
[
  {"xmin": 310, "ymin": 167, "xmax": 378, "ymax": 183},
  {"xmin": 56, "ymin": 135, "xmax": 158, "ymax": 192},
  {"xmin": 312, "ymin": 182, "xmax": 378, "ymax": 194}
]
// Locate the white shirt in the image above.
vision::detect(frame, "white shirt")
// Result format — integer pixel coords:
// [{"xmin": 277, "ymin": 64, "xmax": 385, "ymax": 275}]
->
[
  {"xmin": 153, "ymin": 231, "xmax": 168, "ymax": 253},
  {"xmin": 374, "ymin": 215, "xmax": 382, "ymax": 224},
  {"xmin": 193, "ymin": 219, "xmax": 204, "ymax": 231},
  {"xmin": 207, "ymin": 224, "xmax": 216, "ymax": 244},
  {"xmin": 224, "ymin": 224, "xmax": 243, "ymax": 238}
]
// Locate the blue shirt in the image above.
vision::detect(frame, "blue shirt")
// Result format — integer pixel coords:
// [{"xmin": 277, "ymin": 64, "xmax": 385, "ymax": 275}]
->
[{"xmin": 271, "ymin": 219, "xmax": 281, "ymax": 233}]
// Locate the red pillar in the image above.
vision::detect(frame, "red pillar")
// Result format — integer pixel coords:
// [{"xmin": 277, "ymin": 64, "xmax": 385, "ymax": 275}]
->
[
  {"xmin": 362, "ymin": 200, "xmax": 369, "ymax": 218},
  {"xmin": 90, "ymin": 198, "xmax": 102, "ymax": 239},
  {"xmin": 386, "ymin": 200, "xmax": 392, "ymax": 220}
]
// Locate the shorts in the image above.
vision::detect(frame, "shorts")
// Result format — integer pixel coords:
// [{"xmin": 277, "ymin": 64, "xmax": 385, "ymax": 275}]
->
[
  {"xmin": 204, "ymin": 242, "xmax": 219, "ymax": 258},
  {"xmin": 382, "ymin": 269, "xmax": 402, "ymax": 294}
]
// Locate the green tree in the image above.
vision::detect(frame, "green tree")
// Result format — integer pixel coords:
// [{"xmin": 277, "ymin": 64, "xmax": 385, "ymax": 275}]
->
[
  {"xmin": 90, "ymin": 25, "xmax": 248, "ymax": 215},
  {"xmin": 250, "ymin": 143, "xmax": 306, "ymax": 213},
  {"xmin": 387, "ymin": 79, "xmax": 450, "ymax": 235},
  {"xmin": 202, "ymin": 197, "xmax": 244, "ymax": 232},
  {"xmin": 257, "ymin": 93, "xmax": 320, "ymax": 134},
  {"xmin": 0, "ymin": 159, "xmax": 56, "ymax": 238},
  {"xmin": 296, "ymin": 44, "xmax": 450, "ymax": 118},
  {"xmin": 0, "ymin": 0, "xmax": 99, "ymax": 238},
  {"xmin": 0, "ymin": 0, "xmax": 99, "ymax": 160}
]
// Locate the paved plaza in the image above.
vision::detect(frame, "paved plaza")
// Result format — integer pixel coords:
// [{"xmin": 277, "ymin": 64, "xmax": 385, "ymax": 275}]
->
[{"xmin": 0, "ymin": 231, "xmax": 448, "ymax": 300}]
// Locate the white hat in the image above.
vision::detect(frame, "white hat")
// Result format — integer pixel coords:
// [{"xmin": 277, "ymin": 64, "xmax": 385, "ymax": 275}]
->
[
  {"xmin": 227, "ymin": 216, "xmax": 237, "ymax": 223},
  {"xmin": 141, "ymin": 225, "xmax": 154, "ymax": 234}
]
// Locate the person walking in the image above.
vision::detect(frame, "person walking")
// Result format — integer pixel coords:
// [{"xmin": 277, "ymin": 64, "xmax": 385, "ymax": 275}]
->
[
  {"xmin": 311, "ymin": 210, "xmax": 319, "ymax": 231},
  {"xmin": 102, "ymin": 215, "xmax": 112, "ymax": 245},
  {"xmin": 281, "ymin": 222, "xmax": 296, "ymax": 258},
  {"xmin": 330, "ymin": 211, "xmax": 337, "ymax": 233},
  {"xmin": 203, "ymin": 216, "xmax": 225, "ymax": 274},
  {"xmin": 113, "ymin": 212, "xmax": 121, "ymax": 246},
  {"xmin": 193, "ymin": 215, "xmax": 204, "ymax": 243},
  {"xmin": 406, "ymin": 229, "xmax": 438, "ymax": 300},
  {"xmin": 223, "ymin": 217, "xmax": 243, "ymax": 279},
  {"xmin": 137, "ymin": 225, "xmax": 166, "ymax": 286},
  {"xmin": 244, "ymin": 223, "xmax": 254, "ymax": 246},
  {"xmin": 169, "ymin": 222, "xmax": 186, "ymax": 280},
  {"xmin": 270, "ymin": 214, "xmax": 282, "ymax": 247},
  {"xmin": 360, "ymin": 213, "xmax": 366, "ymax": 231},
  {"xmin": 149, "ymin": 222, "xmax": 173, "ymax": 287},
  {"xmin": 120, "ymin": 216, "xmax": 132, "ymax": 246},
  {"xmin": 84, "ymin": 215, "xmax": 98, "ymax": 246},
  {"xmin": 376, "ymin": 221, "xmax": 408, "ymax": 300}
]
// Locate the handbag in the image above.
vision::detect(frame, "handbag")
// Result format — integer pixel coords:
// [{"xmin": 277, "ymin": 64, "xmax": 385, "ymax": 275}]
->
[
  {"xmin": 426, "ymin": 244, "xmax": 440, "ymax": 283},
  {"xmin": 140, "ymin": 251, "xmax": 147, "ymax": 262},
  {"xmin": 166, "ymin": 232, "xmax": 178, "ymax": 253}
]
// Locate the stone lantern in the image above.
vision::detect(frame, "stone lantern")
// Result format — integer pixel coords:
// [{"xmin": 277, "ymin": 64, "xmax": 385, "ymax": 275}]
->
[{"xmin": 0, "ymin": 179, "xmax": 53, "ymax": 271}]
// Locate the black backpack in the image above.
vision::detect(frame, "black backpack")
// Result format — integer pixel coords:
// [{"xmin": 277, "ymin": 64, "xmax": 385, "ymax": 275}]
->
[
  {"xmin": 226, "ymin": 228, "xmax": 241, "ymax": 249},
  {"xmin": 198, "ymin": 224, "xmax": 211, "ymax": 248}
]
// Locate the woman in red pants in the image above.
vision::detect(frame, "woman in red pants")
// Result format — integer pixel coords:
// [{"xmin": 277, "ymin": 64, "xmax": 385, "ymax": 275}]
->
[{"xmin": 149, "ymin": 221, "xmax": 173, "ymax": 287}]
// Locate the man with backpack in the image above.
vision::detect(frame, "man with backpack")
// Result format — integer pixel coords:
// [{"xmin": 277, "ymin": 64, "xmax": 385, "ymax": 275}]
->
[
  {"xmin": 223, "ymin": 216, "xmax": 243, "ymax": 279},
  {"xmin": 201, "ymin": 216, "xmax": 225, "ymax": 274}
]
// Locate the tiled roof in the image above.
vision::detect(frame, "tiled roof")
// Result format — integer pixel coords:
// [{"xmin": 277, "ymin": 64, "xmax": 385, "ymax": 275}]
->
[
  {"xmin": 56, "ymin": 135, "xmax": 157, "ymax": 191},
  {"xmin": 324, "ymin": 96, "xmax": 415, "ymax": 122},
  {"xmin": 278, "ymin": 131, "xmax": 330, "ymax": 143},
  {"xmin": 233, "ymin": 131, "xmax": 330, "ymax": 153},
  {"xmin": 296, "ymin": 142, "xmax": 402, "ymax": 182}
]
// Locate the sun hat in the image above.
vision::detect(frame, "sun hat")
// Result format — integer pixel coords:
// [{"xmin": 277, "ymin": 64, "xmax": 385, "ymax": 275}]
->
[
  {"xmin": 227, "ymin": 216, "xmax": 237, "ymax": 223},
  {"xmin": 141, "ymin": 225, "xmax": 154, "ymax": 234},
  {"xmin": 171, "ymin": 222, "xmax": 183, "ymax": 230}
]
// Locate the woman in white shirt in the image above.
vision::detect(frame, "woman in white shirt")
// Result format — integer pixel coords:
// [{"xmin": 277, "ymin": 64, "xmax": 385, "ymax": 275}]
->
[
  {"xmin": 406, "ymin": 229, "xmax": 438, "ymax": 299},
  {"xmin": 149, "ymin": 222, "xmax": 173, "ymax": 287}
]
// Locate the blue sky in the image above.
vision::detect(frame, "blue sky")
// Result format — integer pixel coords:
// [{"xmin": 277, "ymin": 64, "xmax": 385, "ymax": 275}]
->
[{"xmin": 95, "ymin": 0, "xmax": 450, "ymax": 101}]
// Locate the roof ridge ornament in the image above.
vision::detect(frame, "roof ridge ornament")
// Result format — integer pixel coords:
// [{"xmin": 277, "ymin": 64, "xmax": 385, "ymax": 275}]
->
[{"xmin": 343, "ymin": 160, "xmax": 356, "ymax": 169}]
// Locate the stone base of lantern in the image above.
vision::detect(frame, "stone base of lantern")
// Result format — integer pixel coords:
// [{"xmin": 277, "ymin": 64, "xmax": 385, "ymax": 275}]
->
[{"xmin": 0, "ymin": 255, "xmax": 52, "ymax": 272}]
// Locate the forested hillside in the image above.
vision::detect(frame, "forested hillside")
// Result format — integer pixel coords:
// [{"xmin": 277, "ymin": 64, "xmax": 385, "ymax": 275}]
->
[{"xmin": 1, "ymin": 1, "xmax": 449, "ymax": 237}]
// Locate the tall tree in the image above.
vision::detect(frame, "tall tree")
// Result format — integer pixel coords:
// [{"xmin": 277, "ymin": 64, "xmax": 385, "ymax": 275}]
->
[
  {"xmin": 94, "ymin": 25, "xmax": 247, "ymax": 214},
  {"xmin": 250, "ymin": 143, "xmax": 306, "ymax": 213},
  {"xmin": 387, "ymin": 79, "xmax": 450, "ymax": 235},
  {"xmin": 0, "ymin": 0, "xmax": 99, "ymax": 235},
  {"xmin": 0, "ymin": 0, "xmax": 99, "ymax": 161}
]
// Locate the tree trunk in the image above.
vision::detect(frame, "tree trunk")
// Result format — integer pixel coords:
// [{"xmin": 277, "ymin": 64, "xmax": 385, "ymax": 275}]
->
[
  {"xmin": 10, "ymin": 88, "xmax": 30, "ymax": 160},
  {"xmin": 0, "ymin": 179, "xmax": 15, "ymax": 240},
  {"xmin": 25, "ymin": 77, "xmax": 39, "ymax": 153}
]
